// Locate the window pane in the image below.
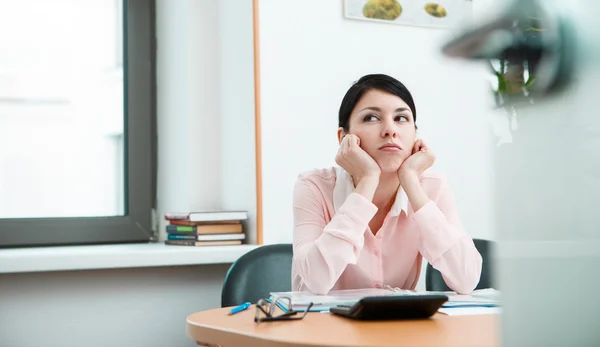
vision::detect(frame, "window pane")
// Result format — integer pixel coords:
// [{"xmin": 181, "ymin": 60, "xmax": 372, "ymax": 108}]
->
[{"xmin": 0, "ymin": 0, "xmax": 125, "ymax": 219}]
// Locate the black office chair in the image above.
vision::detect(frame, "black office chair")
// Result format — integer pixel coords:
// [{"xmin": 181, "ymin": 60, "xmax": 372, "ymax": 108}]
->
[
  {"xmin": 425, "ymin": 238, "xmax": 495, "ymax": 292},
  {"xmin": 221, "ymin": 243, "xmax": 293, "ymax": 307}
]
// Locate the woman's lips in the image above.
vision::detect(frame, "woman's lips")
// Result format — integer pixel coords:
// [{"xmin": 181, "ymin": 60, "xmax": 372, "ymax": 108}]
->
[{"xmin": 379, "ymin": 144, "xmax": 402, "ymax": 152}]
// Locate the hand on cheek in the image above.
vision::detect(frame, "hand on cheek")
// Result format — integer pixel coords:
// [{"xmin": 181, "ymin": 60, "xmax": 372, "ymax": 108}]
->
[
  {"xmin": 335, "ymin": 134, "xmax": 381, "ymax": 183},
  {"xmin": 398, "ymin": 139, "xmax": 435, "ymax": 182},
  {"xmin": 412, "ymin": 139, "xmax": 427, "ymax": 155}
]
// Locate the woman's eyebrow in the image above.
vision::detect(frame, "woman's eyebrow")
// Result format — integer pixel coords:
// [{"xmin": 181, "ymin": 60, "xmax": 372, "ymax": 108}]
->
[
  {"xmin": 359, "ymin": 106, "xmax": 410, "ymax": 113},
  {"xmin": 359, "ymin": 106, "xmax": 382, "ymax": 112}
]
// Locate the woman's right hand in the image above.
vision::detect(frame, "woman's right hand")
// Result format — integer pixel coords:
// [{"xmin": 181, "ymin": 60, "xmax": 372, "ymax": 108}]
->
[{"xmin": 335, "ymin": 134, "xmax": 381, "ymax": 183}]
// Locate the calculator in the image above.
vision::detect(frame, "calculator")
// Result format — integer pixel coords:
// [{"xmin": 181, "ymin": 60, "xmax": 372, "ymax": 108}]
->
[{"xmin": 329, "ymin": 294, "xmax": 448, "ymax": 321}]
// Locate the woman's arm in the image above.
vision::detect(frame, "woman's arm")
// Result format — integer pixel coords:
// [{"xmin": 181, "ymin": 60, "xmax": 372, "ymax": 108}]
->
[
  {"xmin": 292, "ymin": 177, "xmax": 378, "ymax": 294},
  {"xmin": 401, "ymin": 172, "xmax": 483, "ymax": 294}
]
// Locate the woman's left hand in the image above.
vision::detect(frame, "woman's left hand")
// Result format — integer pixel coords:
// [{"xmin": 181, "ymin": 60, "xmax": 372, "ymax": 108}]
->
[{"xmin": 397, "ymin": 139, "xmax": 435, "ymax": 182}]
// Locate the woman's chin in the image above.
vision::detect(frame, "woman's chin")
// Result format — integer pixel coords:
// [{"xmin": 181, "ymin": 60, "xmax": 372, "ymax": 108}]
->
[{"xmin": 377, "ymin": 162, "xmax": 403, "ymax": 174}]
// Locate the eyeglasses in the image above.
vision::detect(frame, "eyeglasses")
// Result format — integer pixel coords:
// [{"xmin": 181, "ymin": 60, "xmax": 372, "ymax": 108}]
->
[{"xmin": 254, "ymin": 297, "xmax": 313, "ymax": 323}]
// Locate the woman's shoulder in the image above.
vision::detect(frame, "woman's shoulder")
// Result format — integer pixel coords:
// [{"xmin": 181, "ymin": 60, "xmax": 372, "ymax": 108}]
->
[
  {"xmin": 295, "ymin": 167, "xmax": 338, "ymax": 193},
  {"xmin": 297, "ymin": 166, "xmax": 337, "ymax": 184}
]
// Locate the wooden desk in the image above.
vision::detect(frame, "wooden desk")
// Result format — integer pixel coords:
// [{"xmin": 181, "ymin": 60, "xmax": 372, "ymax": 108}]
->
[{"xmin": 187, "ymin": 306, "xmax": 500, "ymax": 347}]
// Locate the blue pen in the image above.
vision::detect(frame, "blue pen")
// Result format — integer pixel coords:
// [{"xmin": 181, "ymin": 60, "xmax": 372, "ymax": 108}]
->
[{"xmin": 228, "ymin": 302, "xmax": 251, "ymax": 315}]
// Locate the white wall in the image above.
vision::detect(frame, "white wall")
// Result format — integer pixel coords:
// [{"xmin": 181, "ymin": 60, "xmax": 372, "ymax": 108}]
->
[
  {"xmin": 257, "ymin": 0, "xmax": 497, "ymax": 289},
  {"xmin": 0, "ymin": 265, "xmax": 229, "ymax": 347},
  {"xmin": 156, "ymin": 0, "xmax": 221, "ymax": 230},
  {"xmin": 156, "ymin": 0, "xmax": 257, "ymax": 242},
  {"xmin": 258, "ymin": 0, "xmax": 496, "ymax": 245},
  {"xmin": 218, "ymin": 0, "xmax": 258, "ymax": 244}
]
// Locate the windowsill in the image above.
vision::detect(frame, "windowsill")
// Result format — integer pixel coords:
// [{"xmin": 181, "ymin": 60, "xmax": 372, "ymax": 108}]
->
[{"xmin": 0, "ymin": 243, "xmax": 260, "ymax": 274}]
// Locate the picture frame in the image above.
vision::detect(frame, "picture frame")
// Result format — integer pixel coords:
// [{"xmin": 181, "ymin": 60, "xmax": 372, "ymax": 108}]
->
[{"xmin": 343, "ymin": 0, "xmax": 473, "ymax": 29}]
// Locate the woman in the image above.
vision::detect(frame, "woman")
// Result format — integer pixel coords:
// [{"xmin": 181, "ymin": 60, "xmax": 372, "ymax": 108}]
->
[{"xmin": 292, "ymin": 74, "xmax": 482, "ymax": 295}]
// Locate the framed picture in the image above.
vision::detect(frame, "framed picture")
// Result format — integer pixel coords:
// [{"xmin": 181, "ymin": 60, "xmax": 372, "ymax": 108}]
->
[{"xmin": 343, "ymin": 0, "xmax": 473, "ymax": 29}]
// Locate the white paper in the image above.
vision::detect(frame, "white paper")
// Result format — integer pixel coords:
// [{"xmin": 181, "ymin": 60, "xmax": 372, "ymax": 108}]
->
[
  {"xmin": 439, "ymin": 307, "xmax": 502, "ymax": 316},
  {"xmin": 270, "ymin": 288, "xmax": 396, "ymax": 311}
]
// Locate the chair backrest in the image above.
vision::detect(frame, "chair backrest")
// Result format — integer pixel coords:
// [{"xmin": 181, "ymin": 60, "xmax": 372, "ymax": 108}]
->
[
  {"xmin": 221, "ymin": 243, "xmax": 293, "ymax": 307},
  {"xmin": 425, "ymin": 238, "xmax": 495, "ymax": 292}
]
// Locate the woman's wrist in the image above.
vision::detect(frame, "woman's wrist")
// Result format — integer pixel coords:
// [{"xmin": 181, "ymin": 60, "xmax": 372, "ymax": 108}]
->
[
  {"xmin": 398, "ymin": 169, "xmax": 418, "ymax": 183},
  {"xmin": 399, "ymin": 171, "xmax": 430, "ymax": 212},
  {"xmin": 354, "ymin": 175, "xmax": 379, "ymax": 202}
]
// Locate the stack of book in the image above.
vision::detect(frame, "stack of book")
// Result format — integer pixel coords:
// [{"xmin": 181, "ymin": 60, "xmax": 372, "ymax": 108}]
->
[{"xmin": 163, "ymin": 210, "xmax": 247, "ymax": 246}]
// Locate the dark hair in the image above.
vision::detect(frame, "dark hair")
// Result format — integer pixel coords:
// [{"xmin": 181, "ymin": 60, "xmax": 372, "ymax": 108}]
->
[{"xmin": 338, "ymin": 74, "xmax": 417, "ymax": 132}]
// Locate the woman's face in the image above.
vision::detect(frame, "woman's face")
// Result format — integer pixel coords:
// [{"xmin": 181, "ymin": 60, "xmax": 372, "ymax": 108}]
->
[{"xmin": 338, "ymin": 89, "xmax": 417, "ymax": 174}]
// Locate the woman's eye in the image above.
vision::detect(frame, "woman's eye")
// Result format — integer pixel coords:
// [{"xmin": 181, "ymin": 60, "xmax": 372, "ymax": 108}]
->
[
  {"xmin": 363, "ymin": 114, "xmax": 378, "ymax": 122},
  {"xmin": 396, "ymin": 115, "xmax": 409, "ymax": 122}
]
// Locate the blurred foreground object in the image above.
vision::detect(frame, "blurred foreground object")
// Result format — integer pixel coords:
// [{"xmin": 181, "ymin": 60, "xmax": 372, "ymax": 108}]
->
[{"xmin": 442, "ymin": 0, "xmax": 600, "ymax": 346}]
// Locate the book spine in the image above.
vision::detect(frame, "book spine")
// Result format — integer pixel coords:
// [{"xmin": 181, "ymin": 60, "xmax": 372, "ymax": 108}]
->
[
  {"xmin": 167, "ymin": 234, "xmax": 196, "ymax": 240},
  {"xmin": 165, "ymin": 240, "xmax": 196, "ymax": 246},
  {"xmin": 166, "ymin": 225, "xmax": 195, "ymax": 233}
]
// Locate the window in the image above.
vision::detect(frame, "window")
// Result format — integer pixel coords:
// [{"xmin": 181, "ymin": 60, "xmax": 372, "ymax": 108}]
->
[{"xmin": 0, "ymin": 0, "xmax": 156, "ymax": 247}]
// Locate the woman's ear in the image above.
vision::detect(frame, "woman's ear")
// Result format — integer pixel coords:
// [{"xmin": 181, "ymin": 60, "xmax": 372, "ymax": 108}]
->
[{"xmin": 337, "ymin": 127, "xmax": 346, "ymax": 144}]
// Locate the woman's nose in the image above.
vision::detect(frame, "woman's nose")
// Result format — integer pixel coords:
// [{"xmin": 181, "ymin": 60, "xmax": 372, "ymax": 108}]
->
[{"xmin": 381, "ymin": 121, "xmax": 397, "ymax": 138}]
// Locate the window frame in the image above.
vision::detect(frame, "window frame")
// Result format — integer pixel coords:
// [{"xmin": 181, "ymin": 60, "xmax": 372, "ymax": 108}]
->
[{"xmin": 0, "ymin": 0, "xmax": 157, "ymax": 248}]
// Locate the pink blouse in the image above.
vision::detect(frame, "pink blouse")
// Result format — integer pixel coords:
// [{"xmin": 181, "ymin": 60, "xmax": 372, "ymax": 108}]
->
[{"xmin": 291, "ymin": 166, "xmax": 482, "ymax": 295}]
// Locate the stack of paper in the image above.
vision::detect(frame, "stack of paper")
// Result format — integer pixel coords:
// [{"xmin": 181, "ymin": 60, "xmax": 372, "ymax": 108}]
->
[
  {"xmin": 438, "ymin": 306, "xmax": 502, "ymax": 315},
  {"xmin": 437, "ymin": 288, "xmax": 502, "ymax": 316},
  {"xmin": 269, "ymin": 287, "xmax": 502, "ymax": 315},
  {"xmin": 269, "ymin": 288, "xmax": 403, "ymax": 312}
]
